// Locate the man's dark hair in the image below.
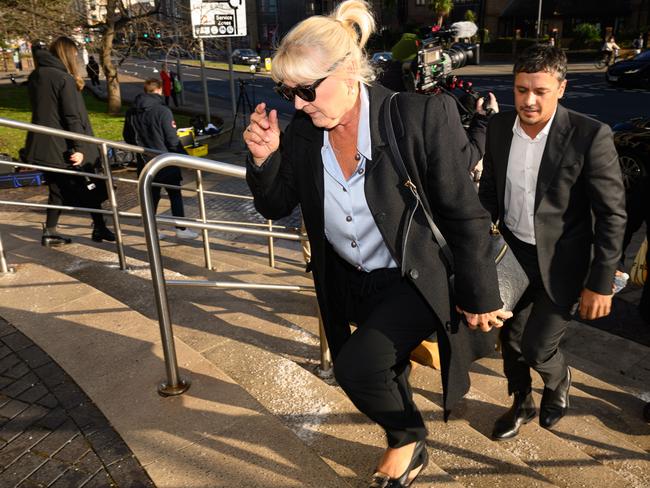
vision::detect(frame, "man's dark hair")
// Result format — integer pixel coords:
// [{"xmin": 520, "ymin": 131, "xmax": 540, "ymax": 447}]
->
[
  {"xmin": 144, "ymin": 78, "xmax": 162, "ymax": 93},
  {"xmin": 513, "ymin": 44, "xmax": 568, "ymax": 81}
]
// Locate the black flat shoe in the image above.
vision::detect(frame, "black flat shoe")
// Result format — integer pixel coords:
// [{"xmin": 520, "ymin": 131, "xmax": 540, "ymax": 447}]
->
[
  {"xmin": 369, "ymin": 440, "xmax": 428, "ymax": 488},
  {"xmin": 540, "ymin": 367, "xmax": 571, "ymax": 429},
  {"xmin": 92, "ymin": 226, "xmax": 116, "ymax": 242},
  {"xmin": 492, "ymin": 390, "xmax": 537, "ymax": 440},
  {"xmin": 41, "ymin": 234, "xmax": 72, "ymax": 247}
]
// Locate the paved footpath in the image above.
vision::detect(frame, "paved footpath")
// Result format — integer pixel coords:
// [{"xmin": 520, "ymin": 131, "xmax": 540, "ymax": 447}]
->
[{"xmin": 0, "ymin": 317, "xmax": 154, "ymax": 488}]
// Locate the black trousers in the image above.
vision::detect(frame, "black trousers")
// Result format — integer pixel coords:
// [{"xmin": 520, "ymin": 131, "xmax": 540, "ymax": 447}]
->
[
  {"xmin": 46, "ymin": 173, "xmax": 105, "ymax": 230},
  {"xmin": 500, "ymin": 228, "xmax": 574, "ymax": 395},
  {"xmin": 332, "ymin": 259, "xmax": 440, "ymax": 448}
]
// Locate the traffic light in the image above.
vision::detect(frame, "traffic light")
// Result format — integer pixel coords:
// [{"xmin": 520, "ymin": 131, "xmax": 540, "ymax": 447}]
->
[
  {"xmin": 155, "ymin": 31, "xmax": 161, "ymax": 39},
  {"xmin": 84, "ymin": 35, "xmax": 91, "ymax": 43},
  {"xmin": 143, "ymin": 33, "xmax": 149, "ymax": 39}
]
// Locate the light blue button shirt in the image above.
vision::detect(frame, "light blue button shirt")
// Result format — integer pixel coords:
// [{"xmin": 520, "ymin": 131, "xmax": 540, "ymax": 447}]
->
[{"xmin": 322, "ymin": 84, "xmax": 398, "ymax": 272}]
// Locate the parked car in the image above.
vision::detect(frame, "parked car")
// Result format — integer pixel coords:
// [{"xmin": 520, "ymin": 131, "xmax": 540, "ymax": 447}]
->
[
  {"xmin": 606, "ymin": 50, "xmax": 650, "ymax": 89},
  {"xmin": 232, "ymin": 49, "xmax": 261, "ymax": 66},
  {"xmin": 371, "ymin": 51, "xmax": 393, "ymax": 64},
  {"xmin": 613, "ymin": 117, "xmax": 650, "ymax": 190}
]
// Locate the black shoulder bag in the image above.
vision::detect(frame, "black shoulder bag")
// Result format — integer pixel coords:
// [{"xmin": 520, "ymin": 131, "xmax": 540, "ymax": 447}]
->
[{"xmin": 384, "ymin": 93, "xmax": 528, "ymax": 311}]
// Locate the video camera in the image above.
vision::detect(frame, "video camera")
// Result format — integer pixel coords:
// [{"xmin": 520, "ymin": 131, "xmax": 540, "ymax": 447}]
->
[
  {"xmin": 379, "ymin": 22, "xmax": 488, "ymax": 125},
  {"xmin": 413, "ymin": 23, "xmax": 480, "ymax": 93}
]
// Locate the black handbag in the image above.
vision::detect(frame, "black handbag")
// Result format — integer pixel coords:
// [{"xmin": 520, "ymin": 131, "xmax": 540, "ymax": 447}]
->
[{"xmin": 384, "ymin": 93, "xmax": 528, "ymax": 311}]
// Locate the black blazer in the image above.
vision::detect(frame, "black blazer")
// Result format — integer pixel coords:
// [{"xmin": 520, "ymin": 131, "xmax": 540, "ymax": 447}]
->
[
  {"xmin": 247, "ymin": 83, "xmax": 503, "ymax": 413},
  {"xmin": 479, "ymin": 105, "xmax": 627, "ymax": 306}
]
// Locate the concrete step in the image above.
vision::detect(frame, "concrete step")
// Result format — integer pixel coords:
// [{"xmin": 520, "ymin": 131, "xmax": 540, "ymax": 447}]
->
[
  {"xmin": 464, "ymin": 356, "xmax": 650, "ymax": 486},
  {"xmin": 3, "ymin": 212, "xmax": 650, "ymax": 487},
  {"xmin": 0, "ymin": 262, "xmax": 348, "ymax": 488}
]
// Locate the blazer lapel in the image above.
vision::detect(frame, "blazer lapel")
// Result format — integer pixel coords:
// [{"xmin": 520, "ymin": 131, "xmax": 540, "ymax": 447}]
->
[
  {"xmin": 366, "ymin": 84, "xmax": 396, "ymax": 175},
  {"xmin": 534, "ymin": 105, "xmax": 574, "ymax": 211},
  {"xmin": 495, "ymin": 112, "xmax": 517, "ymax": 218}
]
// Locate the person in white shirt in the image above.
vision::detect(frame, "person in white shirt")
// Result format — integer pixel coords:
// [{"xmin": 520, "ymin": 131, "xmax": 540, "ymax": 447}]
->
[
  {"xmin": 479, "ymin": 45, "xmax": 626, "ymax": 440},
  {"xmin": 602, "ymin": 36, "xmax": 621, "ymax": 65}
]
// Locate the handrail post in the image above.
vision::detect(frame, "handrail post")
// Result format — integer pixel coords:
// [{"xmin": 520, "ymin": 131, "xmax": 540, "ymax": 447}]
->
[
  {"xmin": 196, "ymin": 169, "xmax": 212, "ymax": 270},
  {"xmin": 0, "ymin": 232, "xmax": 15, "ymax": 275},
  {"xmin": 267, "ymin": 220, "xmax": 275, "ymax": 268},
  {"xmin": 317, "ymin": 313, "xmax": 333, "ymax": 378},
  {"xmin": 100, "ymin": 143, "xmax": 127, "ymax": 270},
  {"xmin": 139, "ymin": 156, "xmax": 191, "ymax": 397}
]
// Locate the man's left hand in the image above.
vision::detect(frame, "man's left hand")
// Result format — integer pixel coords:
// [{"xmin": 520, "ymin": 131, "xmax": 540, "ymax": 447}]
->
[{"xmin": 579, "ymin": 288, "xmax": 613, "ymax": 320}]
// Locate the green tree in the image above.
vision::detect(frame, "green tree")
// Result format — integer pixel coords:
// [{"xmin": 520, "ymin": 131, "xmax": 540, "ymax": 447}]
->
[
  {"xmin": 464, "ymin": 9, "xmax": 476, "ymax": 24},
  {"xmin": 428, "ymin": 0, "xmax": 454, "ymax": 27},
  {"xmin": 572, "ymin": 23, "xmax": 601, "ymax": 48}
]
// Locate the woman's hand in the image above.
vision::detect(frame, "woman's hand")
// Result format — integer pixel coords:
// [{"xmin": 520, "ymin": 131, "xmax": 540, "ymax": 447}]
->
[
  {"xmin": 456, "ymin": 306, "xmax": 513, "ymax": 332},
  {"xmin": 243, "ymin": 102, "xmax": 280, "ymax": 166},
  {"xmin": 69, "ymin": 152, "xmax": 84, "ymax": 166},
  {"xmin": 476, "ymin": 92, "xmax": 498, "ymax": 116}
]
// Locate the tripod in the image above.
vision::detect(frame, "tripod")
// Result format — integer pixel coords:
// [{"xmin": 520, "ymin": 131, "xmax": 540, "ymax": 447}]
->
[{"xmin": 229, "ymin": 78, "xmax": 254, "ymax": 147}]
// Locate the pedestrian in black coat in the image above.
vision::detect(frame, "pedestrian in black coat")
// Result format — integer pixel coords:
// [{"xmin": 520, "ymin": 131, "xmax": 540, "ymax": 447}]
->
[
  {"xmin": 123, "ymin": 79, "xmax": 197, "ymax": 240},
  {"xmin": 244, "ymin": 1, "xmax": 510, "ymax": 485},
  {"xmin": 86, "ymin": 56, "xmax": 100, "ymax": 86},
  {"xmin": 23, "ymin": 37, "xmax": 114, "ymax": 247}
]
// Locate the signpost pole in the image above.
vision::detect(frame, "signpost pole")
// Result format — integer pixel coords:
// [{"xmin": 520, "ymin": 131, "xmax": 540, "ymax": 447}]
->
[
  {"xmin": 199, "ymin": 37, "xmax": 211, "ymax": 123},
  {"xmin": 227, "ymin": 38, "xmax": 236, "ymax": 119}
]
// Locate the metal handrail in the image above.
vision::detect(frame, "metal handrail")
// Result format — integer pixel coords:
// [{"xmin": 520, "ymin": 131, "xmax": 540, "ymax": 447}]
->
[
  {"xmin": 138, "ymin": 153, "xmax": 331, "ymax": 397},
  {"xmin": 0, "ymin": 117, "xmax": 279, "ymax": 268}
]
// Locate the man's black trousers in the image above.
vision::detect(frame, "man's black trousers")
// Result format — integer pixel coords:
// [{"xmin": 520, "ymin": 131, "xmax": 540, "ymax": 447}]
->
[{"xmin": 500, "ymin": 228, "xmax": 575, "ymax": 395}]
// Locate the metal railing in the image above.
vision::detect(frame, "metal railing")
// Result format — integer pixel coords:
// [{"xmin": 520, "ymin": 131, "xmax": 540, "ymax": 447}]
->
[
  {"xmin": 0, "ymin": 116, "xmax": 333, "ymax": 395},
  {"xmin": 138, "ymin": 153, "xmax": 332, "ymax": 397},
  {"xmin": 0, "ymin": 117, "xmax": 294, "ymax": 269}
]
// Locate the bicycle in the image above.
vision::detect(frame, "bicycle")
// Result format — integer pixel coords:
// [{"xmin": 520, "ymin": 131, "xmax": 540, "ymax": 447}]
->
[{"xmin": 594, "ymin": 49, "xmax": 618, "ymax": 69}]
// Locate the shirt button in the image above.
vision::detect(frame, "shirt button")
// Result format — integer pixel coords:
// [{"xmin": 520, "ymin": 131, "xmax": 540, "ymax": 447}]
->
[
  {"xmin": 351, "ymin": 241, "xmax": 357, "ymax": 248},
  {"xmin": 356, "ymin": 265, "xmax": 362, "ymax": 271},
  {"xmin": 346, "ymin": 215, "xmax": 352, "ymax": 222},
  {"xmin": 409, "ymin": 269, "xmax": 419, "ymax": 280},
  {"xmin": 358, "ymin": 168, "xmax": 365, "ymax": 175}
]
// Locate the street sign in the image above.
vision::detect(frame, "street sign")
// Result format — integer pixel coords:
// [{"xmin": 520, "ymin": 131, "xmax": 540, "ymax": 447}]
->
[{"xmin": 190, "ymin": 0, "xmax": 247, "ymax": 38}]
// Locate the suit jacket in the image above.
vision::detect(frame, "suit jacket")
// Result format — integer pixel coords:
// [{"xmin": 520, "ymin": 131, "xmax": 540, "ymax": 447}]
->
[
  {"xmin": 246, "ymin": 83, "xmax": 503, "ymax": 413},
  {"xmin": 478, "ymin": 105, "xmax": 627, "ymax": 306}
]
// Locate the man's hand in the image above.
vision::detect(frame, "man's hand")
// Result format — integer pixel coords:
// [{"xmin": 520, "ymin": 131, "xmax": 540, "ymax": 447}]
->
[
  {"xmin": 243, "ymin": 102, "xmax": 280, "ymax": 166},
  {"xmin": 579, "ymin": 288, "xmax": 613, "ymax": 320},
  {"xmin": 69, "ymin": 152, "xmax": 84, "ymax": 166},
  {"xmin": 476, "ymin": 92, "xmax": 499, "ymax": 116},
  {"xmin": 456, "ymin": 306, "xmax": 513, "ymax": 332}
]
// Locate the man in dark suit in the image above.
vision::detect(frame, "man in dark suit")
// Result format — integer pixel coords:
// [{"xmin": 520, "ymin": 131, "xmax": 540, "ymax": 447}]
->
[{"xmin": 479, "ymin": 45, "xmax": 626, "ymax": 440}]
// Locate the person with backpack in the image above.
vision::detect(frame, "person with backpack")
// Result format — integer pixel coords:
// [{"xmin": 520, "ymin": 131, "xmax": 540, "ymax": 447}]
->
[{"xmin": 123, "ymin": 79, "xmax": 198, "ymax": 239}]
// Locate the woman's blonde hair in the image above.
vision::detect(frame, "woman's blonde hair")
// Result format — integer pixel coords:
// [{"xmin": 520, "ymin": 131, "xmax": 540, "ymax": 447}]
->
[
  {"xmin": 271, "ymin": 0, "xmax": 376, "ymax": 85},
  {"xmin": 50, "ymin": 37, "xmax": 84, "ymax": 91}
]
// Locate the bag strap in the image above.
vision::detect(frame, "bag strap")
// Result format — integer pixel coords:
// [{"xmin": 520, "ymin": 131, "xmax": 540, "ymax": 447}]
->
[{"xmin": 385, "ymin": 93, "xmax": 454, "ymax": 272}]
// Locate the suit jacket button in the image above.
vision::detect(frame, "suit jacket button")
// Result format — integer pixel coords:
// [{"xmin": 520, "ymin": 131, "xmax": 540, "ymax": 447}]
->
[
  {"xmin": 445, "ymin": 321, "xmax": 452, "ymax": 332},
  {"xmin": 409, "ymin": 269, "xmax": 419, "ymax": 280},
  {"xmin": 375, "ymin": 212, "xmax": 386, "ymax": 222}
]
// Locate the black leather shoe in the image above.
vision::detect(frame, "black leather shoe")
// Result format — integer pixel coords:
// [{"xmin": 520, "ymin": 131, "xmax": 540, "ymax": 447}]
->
[
  {"xmin": 540, "ymin": 367, "xmax": 571, "ymax": 429},
  {"xmin": 92, "ymin": 226, "xmax": 116, "ymax": 242},
  {"xmin": 369, "ymin": 440, "xmax": 428, "ymax": 488},
  {"xmin": 41, "ymin": 234, "xmax": 72, "ymax": 247},
  {"xmin": 492, "ymin": 391, "xmax": 537, "ymax": 440}
]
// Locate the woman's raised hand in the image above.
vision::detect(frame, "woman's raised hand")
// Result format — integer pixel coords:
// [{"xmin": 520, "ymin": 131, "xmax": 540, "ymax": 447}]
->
[{"xmin": 244, "ymin": 102, "xmax": 280, "ymax": 166}]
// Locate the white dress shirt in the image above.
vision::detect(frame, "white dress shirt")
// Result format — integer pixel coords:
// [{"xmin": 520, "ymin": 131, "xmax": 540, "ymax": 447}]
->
[{"xmin": 504, "ymin": 110, "xmax": 557, "ymax": 245}]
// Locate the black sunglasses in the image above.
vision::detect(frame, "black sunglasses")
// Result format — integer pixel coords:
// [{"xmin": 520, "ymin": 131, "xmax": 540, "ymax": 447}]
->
[{"xmin": 274, "ymin": 77, "xmax": 327, "ymax": 102}]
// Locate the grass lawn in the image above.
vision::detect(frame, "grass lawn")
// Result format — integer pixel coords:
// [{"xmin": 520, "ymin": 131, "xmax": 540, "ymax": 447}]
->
[{"xmin": 0, "ymin": 84, "xmax": 190, "ymax": 162}]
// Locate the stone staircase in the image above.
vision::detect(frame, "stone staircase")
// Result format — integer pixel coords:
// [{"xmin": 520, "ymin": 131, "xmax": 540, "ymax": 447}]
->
[{"xmin": 1, "ymin": 199, "xmax": 649, "ymax": 488}]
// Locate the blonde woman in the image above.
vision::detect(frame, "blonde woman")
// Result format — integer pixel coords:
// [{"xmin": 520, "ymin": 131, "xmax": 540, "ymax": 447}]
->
[
  {"xmin": 24, "ymin": 36, "xmax": 114, "ymax": 246},
  {"xmin": 244, "ymin": 1, "xmax": 509, "ymax": 486}
]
